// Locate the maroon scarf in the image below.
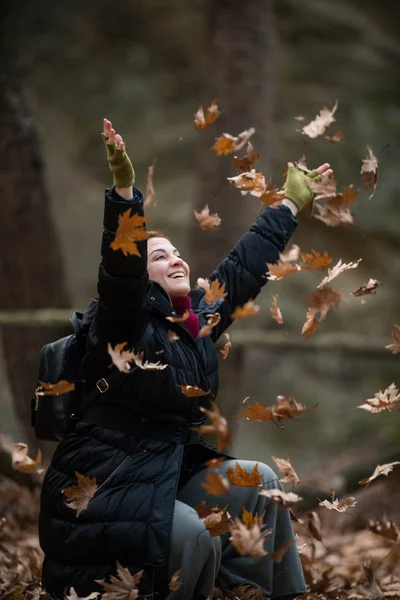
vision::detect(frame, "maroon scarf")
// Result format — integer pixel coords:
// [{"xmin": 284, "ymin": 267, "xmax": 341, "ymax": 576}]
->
[{"xmin": 170, "ymin": 295, "xmax": 200, "ymax": 339}]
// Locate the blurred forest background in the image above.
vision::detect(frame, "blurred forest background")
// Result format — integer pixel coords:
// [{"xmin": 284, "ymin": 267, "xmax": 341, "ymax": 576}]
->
[{"xmin": 0, "ymin": 0, "xmax": 399, "ymax": 511}]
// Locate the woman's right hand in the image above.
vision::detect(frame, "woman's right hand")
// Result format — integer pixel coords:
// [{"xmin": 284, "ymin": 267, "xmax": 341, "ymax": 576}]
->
[{"xmin": 102, "ymin": 118, "xmax": 135, "ymax": 199}]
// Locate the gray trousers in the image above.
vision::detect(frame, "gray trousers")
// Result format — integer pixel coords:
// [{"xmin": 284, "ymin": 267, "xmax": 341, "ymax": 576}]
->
[{"xmin": 167, "ymin": 460, "xmax": 306, "ymax": 600}]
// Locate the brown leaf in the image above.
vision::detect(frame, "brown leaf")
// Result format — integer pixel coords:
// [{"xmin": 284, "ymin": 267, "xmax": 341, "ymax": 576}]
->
[
  {"xmin": 194, "ymin": 501, "xmax": 221, "ymax": 518},
  {"xmin": 271, "ymin": 539, "xmax": 295, "ymax": 563},
  {"xmin": 194, "ymin": 205, "xmax": 221, "ymax": 231},
  {"xmin": 299, "ymin": 250, "xmax": 332, "ymax": 271},
  {"xmin": 359, "ymin": 462, "xmax": 400, "ymax": 485},
  {"xmin": 307, "ymin": 511, "xmax": 323, "ymax": 543},
  {"xmin": 385, "ymin": 324, "xmax": 400, "ymax": 355},
  {"xmin": 300, "ymin": 101, "xmax": 338, "ymax": 139},
  {"xmin": 259, "ymin": 489, "xmax": 303, "ymax": 507},
  {"xmin": 312, "ymin": 202, "xmax": 354, "ymax": 227},
  {"xmin": 38, "ymin": 380, "xmax": 76, "ymax": 395},
  {"xmin": 229, "ymin": 518, "xmax": 270, "ymax": 558},
  {"xmin": 368, "ymin": 518, "xmax": 400, "ymax": 543},
  {"xmin": 308, "ymin": 175, "xmax": 338, "ymax": 201},
  {"xmin": 266, "ymin": 260, "xmax": 300, "ymax": 281},
  {"xmin": 196, "ymin": 277, "xmax": 228, "ymax": 305},
  {"xmin": 194, "ymin": 98, "xmax": 221, "ymax": 130},
  {"xmin": 193, "ymin": 401, "xmax": 232, "ymax": 452},
  {"xmin": 231, "ymin": 300, "xmax": 260, "ymax": 320},
  {"xmin": 317, "ymin": 258, "xmax": 362, "ymax": 288},
  {"xmin": 95, "ymin": 561, "xmax": 143, "ymax": 600},
  {"xmin": 177, "ymin": 384, "xmax": 211, "ymax": 398},
  {"xmin": 318, "ymin": 489, "xmax": 356, "ymax": 513},
  {"xmin": 301, "ymin": 308, "xmax": 320, "ymax": 340},
  {"xmin": 358, "ymin": 383, "xmax": 400, "ymax": 413},
  {"xmin": 11, "ymin": 443, "xmax": 44, "ymax": 475},
  {"xmin": 270, "ymin": 295, "xmax": 284, "ymax": 325},
  {"xmin": 204, "ymin": 507, "xmax": 232, "ymax": 537},
  {"xmin": 361, "ymin": 145, "xmax": 378, "ymax": 199},
  {"xmin": 227, "ymin": 170, "xmax": 266, "ymax": 196},
  {"xmin": 233, "ymin": 401, "xmax": 276, "ymax": 423},
  {"xmin": 201, "ymin": 471, "xmax": 230, "ymax": 495},
  {"xmin": 212, "ymin": 128, "xmax": 255, "ymax": 156},
  {"xmin": 352, "ymin": 278, "xmax": 381, "ymax": 297},
  {"xmin": 220, "ymin": 332, "xmax": 231, "ymax": 360},
  {"xmin": 232, "ymin": 142, "xmax": 260, "ymax": 172},
  {"xmin": 110, "ymin": 210, "xmax": 150, "ymax": 257},
  {"xmin": 66, "ymin": 589, "xmax": 99, "ymax": 600},
  {"xmin": 62, "ymin": 472, "xmax": 98, "ymax": 517},
  {"xmin": 241, "ymin": 506, "xmax": 265, "ymax": 529},
  {"xmin": 168, "ymin": 569, "xmax": 182, "ymax": 591},
  {"xmin": 168, "ymin": 330, "xmax": 180, "ymax": 342},
  {"xmin": 308, "ymin": 285, "xmax": 343, "ymax": 321},
  {"xmin": 144, "ymin": 161, "xmax": 156, "ymax": 208},
  {"xmin": 108, "ymin": 342, "xmax": 167, "ymax": 372},
  {"xmin": 198, "ymin": 312, "xmax": 221, "ymax": 338},
  {"xmin": 166, "ymin": 310, "xmax": 190, "ymax": 323},
  {"xmin": 204, "ymin": 457, "xmax": 226, "ymax": 469},
  {"xmin": 324, "ymin": 129, "xmax": 344, "ymax": 143},
  {"xmin": 259, "ymin": 185, "xmax": 284, "ymax": 206},
  {"xmin": 272, "ymin": 456, "xmax": 300, "ymax": 485},
  {"xmin": 226, "ymin": 462, "xmax": 263, "ymax": 487},
  {"xmin": 272, "ymin": 395, "xmax": 318, "ymax": 422}
]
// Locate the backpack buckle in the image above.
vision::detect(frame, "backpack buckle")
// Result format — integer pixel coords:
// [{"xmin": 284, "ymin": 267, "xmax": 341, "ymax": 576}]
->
[{"xmin": 96, "ymin": 378, "xmax": 109, "ymax": 394}]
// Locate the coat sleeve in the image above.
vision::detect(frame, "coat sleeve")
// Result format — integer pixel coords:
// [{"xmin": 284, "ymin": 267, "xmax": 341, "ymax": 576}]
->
[
  {"xmin": 208, "ymin": 204, "xmax": 298, "ymax": 342},
  {"xmin": 94, "ymin": 186, "xmax": 149, "ymax": 346}
]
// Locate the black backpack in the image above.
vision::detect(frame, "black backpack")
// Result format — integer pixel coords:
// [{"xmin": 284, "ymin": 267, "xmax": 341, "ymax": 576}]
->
[{"xmin": 31, "ymin": 310, "xmax": 119, "ymax": 442}]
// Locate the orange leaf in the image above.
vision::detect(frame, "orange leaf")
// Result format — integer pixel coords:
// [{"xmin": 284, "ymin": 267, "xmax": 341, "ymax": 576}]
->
[
  {"xmin": 62, "ymin": 471, "xmax": 98, "ymax": 517},
  {"xmin": 270, "ymin": 294, "xmax": 284, "ymax": 325},
  {"xmin": 324, "ymin": 129, "xmax": 344, "ymax": 143},
  {"xmin": 193, "ymin": 401, "xmax": 232, "ymax": 452},
  {"xmin": 110, "ymin": 210, "xmax": 150, "ymax": 257},
  {"xmin": 299, "ymin": 250, "xmax": 332, "ymax": 271},
  {"xmin": 204, "ymin": 507, "xmax": 232, "ymax": 537},
  {"xmin": 168, "ymin": 331, "xmax": 180, "ymax": 342},
  {"xmin": 38, "ymin": 380, "xmax": 75, "ymax": 395},
  {"xmin": 212, "ymin": 128, "xmax": 255, "ymax": 156},
  {"xmin": 194, "ymin": 98, "xmax": 221, "ymax": 130},
  {"xmin": 233, "ymin": 402, "xmax": 275, "ymax": 422},
  {"xmin": 169, "ymin": 569, "xmax": 182, "ymax": 591},
  {"xmin": 226, "ymin": 462, "xmax": 263, "ymax": 487},
  {"xmin": 272, "ymin": 395, "xmax": 318, "ymax": 422},
  {"xmin": 232, "ymin": 142, "xmax": 260, "ymax": 172},
  {"xmin": 227, "ymin": 170, "xmax": 266, "ymax": 195},
  {"xmin": 266, "ymin": 260, "xmax": 300, "ymax": 281},
  {"xmin": 194, "ymin": 501, "xmax": 221, "ymax": 518},
  {"xmin": 11, "ymin": 443, "xmax": 44, "ymax": 475},
  {"xmin": 361, "ymin": 145, "xmax": 378, "ymax": 200},
  {"xmin": 301, "ymin": 308, "xmax": 320, "ymax": 340},
  {"xmin": 231, "ymin": 300, "xmax": 260, "ymax": 320},
  {"xmin": 220, "ymin": 332, "xmax": 231, "ymax": 360},
  {"xmin": 241, "ymin": 506, "xmax": 265, "ymax": 529},
  {"xmin": 259, "ymin": 185, "xmax": 284, "ymax": 206},
  {"xmin": 177, "ymin": 384, "xmax": 211, "ymax": 398},
  {"xmin": 196, "ymin": 278, "xmax": 227, "ymax": 305},
  {"xmin": 204, "ymin": 457, "xmax": 226, "ymax": 469},
  {"xmin": 308, "ymin": 285, "xmax": 343, "ymax": 321},
  {"xmin": 201, "ymin": 471, "xmax": 229, "ymax": 495},
  {"xmin": 194, "ymin": 205, "xmax": 221, "ymax": 231},
  {"xmin": 198, "ymin": 313, "xmax": 221, "ymax": 338}
]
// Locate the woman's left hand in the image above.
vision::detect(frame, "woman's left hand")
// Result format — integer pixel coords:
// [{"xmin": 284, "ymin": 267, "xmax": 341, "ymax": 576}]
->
[{"xmin": 283, "ymin": 161, "xmax": 333, "ymax": 212}]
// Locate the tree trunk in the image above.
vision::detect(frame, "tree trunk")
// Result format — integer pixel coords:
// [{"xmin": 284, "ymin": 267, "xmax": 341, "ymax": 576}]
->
[
  {"xmin": 188, "ymin": 0, "xmax": 278, "ymax": 431},
  {"xmin": 0, "ymin": 67, "xmax": 71, "ymax": 460}
]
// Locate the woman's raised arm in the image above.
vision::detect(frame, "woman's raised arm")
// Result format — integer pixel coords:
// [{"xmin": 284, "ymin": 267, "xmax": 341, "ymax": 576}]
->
[{"xmin": 94, "ymin": 119, "xmax": 149, "ymax": 346}]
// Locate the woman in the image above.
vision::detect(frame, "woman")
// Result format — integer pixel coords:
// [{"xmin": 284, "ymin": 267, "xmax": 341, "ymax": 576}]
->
[{"xmin": 39, "ymin": 119, "xmax": 333, "ymax": 599}]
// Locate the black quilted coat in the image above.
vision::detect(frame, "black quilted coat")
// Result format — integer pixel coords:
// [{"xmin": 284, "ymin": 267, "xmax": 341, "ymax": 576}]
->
[{"xmin": 39, "ymin": 186, "xmax": 298, "ymax": 598}]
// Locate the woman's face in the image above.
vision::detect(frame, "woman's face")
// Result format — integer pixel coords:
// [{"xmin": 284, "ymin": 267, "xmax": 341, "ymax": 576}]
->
[{"xmin": 147, "ymin": 237, "xmax": 190, "ymax": 297}]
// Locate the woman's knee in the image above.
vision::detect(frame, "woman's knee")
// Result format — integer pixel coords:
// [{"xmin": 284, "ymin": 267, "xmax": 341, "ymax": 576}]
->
[{"xmin": 171, "ymin": 501, "xmax": 221, "ymax": 559}]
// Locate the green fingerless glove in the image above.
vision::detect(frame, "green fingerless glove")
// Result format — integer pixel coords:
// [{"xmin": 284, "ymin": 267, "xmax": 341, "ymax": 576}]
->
[
  {"xmin": 283, "ymin": 166, "xmax": 319, "ymax": 211},
  {"xmin": 102, "ymin": 133, "xmax": 135, "ymax": 187}
]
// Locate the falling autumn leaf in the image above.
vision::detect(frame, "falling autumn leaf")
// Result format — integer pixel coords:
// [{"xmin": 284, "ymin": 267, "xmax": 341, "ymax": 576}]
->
[
  {"xmin": 204, "ymin": 507, "xmax": 232, "ymax": 537},
  {"xmin": 198, "ymin": 312, "xmax": 221, "ymax": 338},
  {"xmin": 300, "ymin": 101, "xmax": 338, "ymax": 139},
  {"xmin": 232, "ymin": 142, "xmax": 260, "ymax": 172},
  {"xmin": 299, "ymin": 250, "xmax": 332, "ymax": 271},
  {"xmin": 226, "ymin": 462, "xmax": 263, "ymax": 487},
  {"xmin": 318, "ymin": 489, "xmax": 356, "ymax": 513},
  {"xmin": 324, "ymin": 130, "xmax": 344, "ymax": 143},
  {"xmin": 233, "ymin": 401, "xmax": 275, "ymax": 423},
  {"xmin": 192, "ymin": 400, "xmax": 232, "ymax": 452},
  {"xmin": 194, "ymin": 205, "xmax": 221, "ymax": 231},
  {"xmin": 313, "ymin": 202, "xmax": 354, "ymax": 227},
  {"xmin": 241, "ymin": 506, "xmax": 265, "ymax": 529},
  {"xmin": 308, "ymin": 286, "xmax": 343, "ymax": 321},
  {"xmin": 194, "ymin": 501, "xmax": 221, "ymax": 518},
  {"xmin": 62, "ymin": 471, "xmax": 98, "ymax": 517},
  {"xmin": 358, "ymin": 383, "xmax": 400, "ymax": 413},
  {"xmin": 308, "ymin": 175, "xmax": 338, "ymax": 201},
  {"xmin": 95, "ymin": 562, "xmax": 143, "ymax": 600},
  {"xmin": 177, "ymin": 384, "xmax": 211, "ymax": 398},
  {"xmin": 272, "ymin": 457, "xmax": 300, "ymax": 485},
  {"xmin": 271, "ymin": 539, "xmax": 295, "ymax": 563},
  {"xmin": 270, "ymin": 295, "xmax": 284, "ymax": 325},
  {"xmin": 194, "ymin": 98, "xmax": 221, "ymax": 130},
  {"xmin": 317, "ymin": 258, "xmax": 362, "ymax": 289},
  {"xmin": 280, "ymin": 244, "xmax": 301, "ymax": 263},
  {"xmin": 11, "ymin": 443, "xmax": 44, "ymax": 475},
  {"xmin": 220, "ymin": 332, "xmax": 231, "ymax": 360},
  {"xmin": 229, "ymin": 518, "xmax": 270, "ymax": 558},
  {"xmin": 307, "ymin": 511, "xmax": 323, "ymax": 543},
  {"xmin": 65, "ymin": 588, "xmax": 99, "ymax": 600},
  {"xmin": 201, "ymin": 471, "xmax": 230, "ymax": 495},
  {"xmin": 301, "ymin": 308, "xmax": 320, "ymax": 340},
  {"xmin": 108, "ymin": 341, "xmax": 140, "ymax": 373},
  {"xmin": 212, "ymin": 128, "xmax": 255, "ymax": 156},
  {"xmin": 37, "ymin": 380, "xmax": 76, "ymax": 395},
  {"xmin": 352, "ymin": 278, "xmax": 381, "ymax": 297},
  {"xmin": 168, "ymin": 330, "xmax": 180, "ymax": 342},
  {"xmin": 231, "ymin": 300, "xmax": 260, "ymax": 320},
  {"xmin": 227, "ymin": 169, "xmax": 266, "ymax": 195},
  {"xmin": 368, "ymin": 518, "xmax": 400, "ymax": 543},
  {"xmin": 196, "ymin": 277, "xmax": 228, "ymax": 305},
  {"xmin": 385, "ymin": 324, "xmax": 400, "ymax": 355},
  {"xmin": 144, "ymin": 161, "xmax": 156, "ymax": 207},
  {"xmin": 166, "ymin": 310, "xmax": 190, "ymax": 323},
  {"xmin": 110, "ymin": 210, "xmax": 150, "ymax": 257},
  {"xmin": 266, "ymin": 260, "xmax": 300, "ymax": 281},
  {"xmin": 361, "ymin": 145, "xmax": 378, "ymax": 200},
  {"xmin": 259, "ymin": 489, "xmax": 303, "ymax": 508},
  {"xmin": 204, "ymin": 457, "xmax": 226, "ymax": 469},
  {"xmin": 272, "ymin": 395, "xmax": 318, "ymax": 422},
  {"xmin": 259, "ymin": 184, "xmax": 284, "ymax": 206},
  {"xmin": 169, "ymin": 569, "xmax": 182, "ymax": 591},
  {"xmin": 359, "ymin": 462, "xmax": 400, "ymax": 485}
]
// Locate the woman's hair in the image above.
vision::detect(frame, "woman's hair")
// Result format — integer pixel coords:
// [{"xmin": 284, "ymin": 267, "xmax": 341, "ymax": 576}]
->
[{"xmin": 147, "ymin": 230, "xmax": 171, "ymax": 242}]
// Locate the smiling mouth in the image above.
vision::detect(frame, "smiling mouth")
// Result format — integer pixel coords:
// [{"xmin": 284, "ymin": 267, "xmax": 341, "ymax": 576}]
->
[{"xmin": 168, "ymin": 272, "xmax": 186, "ymax": 279}]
